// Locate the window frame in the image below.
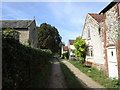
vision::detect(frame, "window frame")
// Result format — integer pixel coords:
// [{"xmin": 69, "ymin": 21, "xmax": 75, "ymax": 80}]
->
[
  {"xmin": 87, "ymin": 47, "xmax": 93, "ymax": 57},
  {"xmin": 88, "ymin": 29, "xmax": 91, "ymax": 39}
]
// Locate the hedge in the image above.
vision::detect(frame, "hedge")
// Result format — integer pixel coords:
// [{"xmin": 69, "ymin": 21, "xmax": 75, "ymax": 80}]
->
[{"xmin": 2, "ymin": 35, "xmax": 52, "ymax": 89}]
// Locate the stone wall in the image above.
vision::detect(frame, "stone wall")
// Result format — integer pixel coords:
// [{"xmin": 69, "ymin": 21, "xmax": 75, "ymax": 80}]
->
[
  {"xmin": 29, "ymin": 21, "xmax": 38, "ymax": 48},
  {"xmin": 104, "ymin": 3, "xmax": 120, "ymax": 77},
  {"xmin": 18, "ymin": 30, "xmax": 29, "ymax": 45},
  {"xmin": 105, "ymin": 4, "xmax": 119, "ymax": 46},
  {"xmin": 16, "ymin": 21, "xmax": 38, "ymax": 48},
  {"xmin": 82, "ymin": 14, "xmax": 105, "ymax": 69}
]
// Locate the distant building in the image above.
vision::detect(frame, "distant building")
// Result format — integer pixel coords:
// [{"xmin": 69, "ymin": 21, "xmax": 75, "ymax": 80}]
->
[
  {"xmin": 68, "ymin": 40, "xmax": 76, "ymax": 59},
  {"xmin": 1, "ymin": 20, "xmax": 39, "ymax": 48},
  {"xmin": 61, "ymin": 46, "xmax": 68, "ymax": 55}
]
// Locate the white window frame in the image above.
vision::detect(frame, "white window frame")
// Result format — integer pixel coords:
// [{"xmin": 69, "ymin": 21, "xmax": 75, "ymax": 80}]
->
[
  {"xmin": 88, "ymin": 29, "xmax": 91, "ymax": 39},
  {"xmin": 88, "ymin": 47, "xmax": 93, "ymax": 57}
]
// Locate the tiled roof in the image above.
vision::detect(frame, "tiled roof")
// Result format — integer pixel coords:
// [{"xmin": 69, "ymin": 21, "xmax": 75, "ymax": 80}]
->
[
  {"xmin": 88, "ymin": 13, "xmax": 104, "ymax": 23},
  {"xmin": 0, "ymin": 20, "xmax": 34, "ymax": 29},
  {"xmin": 69, "ymin": 40, "xmax": 74, "ymax": 45},
  {"xmin": 63, "ymin": 46, "xmax": 68, "ymax": 51}
]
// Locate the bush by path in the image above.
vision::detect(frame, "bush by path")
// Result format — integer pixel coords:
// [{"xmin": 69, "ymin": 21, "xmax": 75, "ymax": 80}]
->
[{"xmin": 2, "ymin": 35, "xmax": 52, "ymax": 89}]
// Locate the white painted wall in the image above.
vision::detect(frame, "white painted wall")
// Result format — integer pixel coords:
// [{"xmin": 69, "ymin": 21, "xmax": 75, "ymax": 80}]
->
[
  {"xmin": 70, "ymin": 45, "xmax": 75, "ymax": 50},
  {"xmin": 82, "ymin": 14, "xmax": 104, "ymax": 66}
]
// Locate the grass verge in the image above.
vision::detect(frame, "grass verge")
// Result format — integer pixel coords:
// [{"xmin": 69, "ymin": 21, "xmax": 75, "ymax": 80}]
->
[
  {"xmin": 69, "ymin": 60, "xmax": 120, "ymax": 88},
  {"xmin": 60, "ymin": 62, "xmax": 85, "ymax": 88}
]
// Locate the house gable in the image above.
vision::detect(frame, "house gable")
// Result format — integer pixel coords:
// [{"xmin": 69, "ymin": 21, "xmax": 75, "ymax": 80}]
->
[{"xmin": 82, "ymin": 13, "xmax": 105, "ymax": 68}]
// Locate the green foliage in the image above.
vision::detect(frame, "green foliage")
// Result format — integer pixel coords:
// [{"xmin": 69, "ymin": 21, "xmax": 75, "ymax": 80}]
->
[
  {"xmin": 60, "ymin": 62, "xmax": 84, "ymax": 88},
  {"xmin": 3, "ymin": 29, "xmax": 20, "ymax": 39},
  {"xmin": 54, "ymin": 53, "xmax": 61, "ymax": 58},
  {"xmin": 69, "ymin": 60, "xmax": 120, "ymax": 88},
  {"xmin": 73, "ymin": 37, "xmax": 88, "ymax": 61},
  {"xmin": 2, "ymin": 32, "xmax": 53, "ymax": 89},
  {"xmin": 37, "ymin": 23, "xmax": 62, "ymax": 53},
  {"xmin": 62, "ymin": 52, "xmax": 69, "ymax": 59},
  {"xmin": 3, "ymin": 29, "xmax": 14, "ymax": 36}
]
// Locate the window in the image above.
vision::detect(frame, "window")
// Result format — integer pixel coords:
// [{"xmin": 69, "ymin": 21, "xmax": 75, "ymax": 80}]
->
[
  {"xmin": 88, "ymin": 29, "xmax": 90, "ymax": 39},
  {"xmin": 118, "ymin": 3, "xmax": 120, "ymax": 16},
  {"xmin": 98, "ymin": 27, "xmax": 101, "ymax": 35},
  {"xmin": 88, "ymin": 47, "xmax": 93, "ymax": 57},
  {"xmin": 111, "ymin": 51, "xmax": 113, "ymax": 56}
]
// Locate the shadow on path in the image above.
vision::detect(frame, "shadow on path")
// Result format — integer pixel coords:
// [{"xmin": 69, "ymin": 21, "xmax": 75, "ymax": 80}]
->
[{"xmin": 47, "ymin": 58, "xmax": 67, "ymax": 88}]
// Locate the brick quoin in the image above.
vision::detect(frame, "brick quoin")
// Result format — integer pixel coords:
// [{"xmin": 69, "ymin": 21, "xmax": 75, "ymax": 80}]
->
[
  {"xmin": 117, "ymin": 3, "xmax": 120, "ymax": 78},
  {"xmin": 116, "ymin": 46, "xmax": 120, "ymax": 78},
  {"xmin": 103, "ymin": 14, "xmax": 108, "ymax": 73},
  {"xmin": 117, "ymin": 1, "xmax": 120, "ymax": 78}
]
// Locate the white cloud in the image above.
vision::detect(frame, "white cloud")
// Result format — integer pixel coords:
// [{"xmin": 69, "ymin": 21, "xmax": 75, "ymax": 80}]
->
[
  {"xmin": 48, "ymin": 2, "xmax": 86, "ymax": 26},
  {"xmin": 2, "ymin": 5, "xmax": 32, "ymax": 20}
]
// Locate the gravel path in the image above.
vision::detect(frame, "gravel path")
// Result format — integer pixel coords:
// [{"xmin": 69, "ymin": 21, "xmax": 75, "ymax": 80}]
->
[
  {"xmin": 62, "ymin": 60, "xmax": 106, "ymax": 89},
  {"xmin": 47, "ymin": 58, "xmax": 67, "ymax": 88}
]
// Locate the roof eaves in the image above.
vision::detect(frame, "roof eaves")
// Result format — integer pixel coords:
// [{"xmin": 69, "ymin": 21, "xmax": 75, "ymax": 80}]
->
[{"xmin": 99, "ymin": 1, "xmax": 118, "ymax": 14}]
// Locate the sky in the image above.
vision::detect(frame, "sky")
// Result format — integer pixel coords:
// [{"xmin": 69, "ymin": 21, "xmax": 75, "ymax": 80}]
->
[{"xmin": 1, "ymin": 1, "xmax": 111, "ymax": 45}]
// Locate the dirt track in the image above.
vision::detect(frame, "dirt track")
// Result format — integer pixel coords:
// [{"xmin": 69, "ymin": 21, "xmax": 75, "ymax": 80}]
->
[{"xmin": 47, "ymin": 59, "xmax": 67, "ymax": 88}]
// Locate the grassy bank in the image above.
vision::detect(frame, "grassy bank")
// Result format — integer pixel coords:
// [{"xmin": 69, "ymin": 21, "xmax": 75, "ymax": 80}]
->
[
  {"xmin": 2, "ymin": 35, "xmax": 53, "ymax": 89},
  {"xmin": 60, "ymin": 62, "xmax": 84, "ymax": 88},
  {"xmin": 69, "ymin": 60, "xmax": 120, "ymax": 88}
]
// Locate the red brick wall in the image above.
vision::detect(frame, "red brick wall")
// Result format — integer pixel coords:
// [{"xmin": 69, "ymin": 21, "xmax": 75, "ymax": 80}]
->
[
  {"xmin": 116, "ymin": 6, "xmax": 120, "ymax": 75},
  {"xmin": 103, "ymin": 14, "xmax": 108, "ymax": 73},
  {"xmin": 116, "ymin": 46, "xmax": 120, "ymax": 78}
]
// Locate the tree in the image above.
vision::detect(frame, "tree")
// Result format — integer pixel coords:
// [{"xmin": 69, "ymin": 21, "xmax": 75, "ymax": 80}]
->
[
  {"xmin": 37, "ymin": 23, "xmax": 62, "ymax": 53},
  {"xmin": 73, "ymin": 37, "xmax": 88, "ymax": 62}
]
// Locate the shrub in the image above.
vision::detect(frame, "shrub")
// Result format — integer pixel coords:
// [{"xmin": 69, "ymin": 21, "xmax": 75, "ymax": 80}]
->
[
  {"xmin": 62, "ymin": 52, "xmax": 69, "ymax": 59},
  {"xmin": 73, "ymin": 37, "xmax": 88, "ymax": 62},
  {"xmin": 2, "ymin": 32, "xmax": 53, "ymax": 89}
]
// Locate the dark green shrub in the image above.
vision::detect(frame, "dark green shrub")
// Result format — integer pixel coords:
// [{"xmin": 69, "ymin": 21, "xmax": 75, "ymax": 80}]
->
[
  {"xmin": 2, "ymin": 32, "xmax": 53, "ymax": 89},
  {"xmin": 63, "ymin": 52, "xmax": 69, "ymax": 59}
]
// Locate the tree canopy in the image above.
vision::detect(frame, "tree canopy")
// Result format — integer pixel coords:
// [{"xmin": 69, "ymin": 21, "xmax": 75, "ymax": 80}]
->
[
  {"xmin": 73, "ymin": 37, "xmax": 88, "ymax": 61},
  {"xmin": 37, "ymin": 23, "xmax": 62, "ymax": 53}
]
